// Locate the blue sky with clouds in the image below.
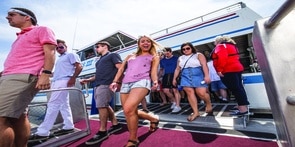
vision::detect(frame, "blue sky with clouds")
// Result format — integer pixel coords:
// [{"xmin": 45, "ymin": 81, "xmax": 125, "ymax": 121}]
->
[{"xmin": 0, "ymin": 0, "xmax": 285, "ymax": 71}]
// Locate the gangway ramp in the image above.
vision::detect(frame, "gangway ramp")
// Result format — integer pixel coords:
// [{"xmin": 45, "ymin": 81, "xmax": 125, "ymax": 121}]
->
[{"xmin": 112, "ymin": 103, "xmax": 277, "ymax": 141}]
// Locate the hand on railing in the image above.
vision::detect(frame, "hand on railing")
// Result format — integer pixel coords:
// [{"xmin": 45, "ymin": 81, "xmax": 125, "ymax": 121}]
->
[{"xmin": 83, "ymin": 83, "xmax": 89, "ymax": 98}]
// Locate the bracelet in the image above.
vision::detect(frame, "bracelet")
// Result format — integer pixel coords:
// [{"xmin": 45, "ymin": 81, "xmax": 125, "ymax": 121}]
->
[
  {"xmin": 42, "ymin": 70, "xmax": 52, "ymax": 74},
  {"xmin": 113, "ymin": 81, "xmax": 122, "ymax": 84}
]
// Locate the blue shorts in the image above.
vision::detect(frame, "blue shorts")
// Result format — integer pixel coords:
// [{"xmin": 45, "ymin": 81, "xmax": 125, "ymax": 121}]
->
[
  {"xmin": 120, "ymin": 79, "xmax": 151, "ymax": 94},
  {"xmin": 210, "ymin": 80, "xmax": 227, "ymax": 92}
]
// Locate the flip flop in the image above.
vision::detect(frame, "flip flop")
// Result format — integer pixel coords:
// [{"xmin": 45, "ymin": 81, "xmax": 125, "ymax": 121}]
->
[{"xmin": 124, "ymin": 140, "xmax": 139, "ymax": 147}]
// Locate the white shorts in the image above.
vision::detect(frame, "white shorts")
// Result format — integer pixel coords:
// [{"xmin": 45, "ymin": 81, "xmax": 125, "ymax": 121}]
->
[{"xmin": 120, "ymin": 79, "xmax": 151, "ymax": 94}]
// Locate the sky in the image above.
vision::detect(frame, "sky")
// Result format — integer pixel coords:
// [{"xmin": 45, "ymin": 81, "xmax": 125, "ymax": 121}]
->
[{"xmin": 0, "ymin": 0, "xmax": 286, "ymax": 71}]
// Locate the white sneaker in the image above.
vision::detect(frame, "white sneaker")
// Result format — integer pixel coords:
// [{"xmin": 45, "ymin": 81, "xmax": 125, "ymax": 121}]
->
[
  {"xmin": 172, "ymin": 106, "xmax": 181, "ymax": 113},
  {"xmin": 170, "ymin": 102, "xmax": 176, "ymax": 109},
  {"xmin": 200, "ymin": 100, "xmax": 205, "ymax": 105}
]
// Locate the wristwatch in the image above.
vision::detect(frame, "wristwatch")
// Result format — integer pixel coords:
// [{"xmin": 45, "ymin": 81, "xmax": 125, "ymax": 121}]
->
[{"xmin": 42, "ymin": 70, "xmax": 52, "ymax": 74}]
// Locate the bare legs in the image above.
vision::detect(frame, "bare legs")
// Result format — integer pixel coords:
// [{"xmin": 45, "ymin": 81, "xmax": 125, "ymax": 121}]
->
[
  {"xmin": 195, "ymin": 87, "xmax": 212, "ymax": 112},
  {"xmin": 121, "ymin": 88, "xmax": 159, "ymax": 146},
  {"xmin": 172, "ymin": 88, "xmax": 181, "ymax": 108},
  {"xmin": 183, "ymin": 87, "xmax": 212, "ymax": 121},
  {"xmin": 98, "ymin": 105, "xmax": 119, "ymax": 132},
  {"xmin": 183, "ymin": 87, "xmax": 200, "ymax": 120},
  {"xmin": 159, "ymin": 91, "xmax": 168, "ymax": 106},
  {"xmin": 163, "ymin": 88, "xmax": 181, "ymax": 111},
  {"xmin": 141, "ymin": 98, "xmax": 149, "ymax": 112},
  {"xmin": 163, "ymin": 88, "xmax": 175, "ymax": 105},
  {"xmin": 0, "ymin": 114, "xmax": 30, "ymax": 147}
]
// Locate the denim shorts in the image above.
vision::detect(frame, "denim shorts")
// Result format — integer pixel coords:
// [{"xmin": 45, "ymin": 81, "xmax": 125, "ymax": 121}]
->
[
  {"xmin": 210, "ymin": 80, "xmax": 227, "ymax": 92},
  {"xmin": 120, "ymin": 79, "xmax": 151, "ymax": 94}
]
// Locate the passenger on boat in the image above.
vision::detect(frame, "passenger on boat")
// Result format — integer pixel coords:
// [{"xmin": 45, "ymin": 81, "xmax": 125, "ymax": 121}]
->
[
  {"xmin": 211, "ymin": 36, "xmax": 250, "ymax": 115},
  {"xmin": 0, "ymin": 7, "xmax": 56, "ymax": 147},
  {"xmin": 29, "ymin": 39, "xmax": 83, "ymax": 141},
  {"xmin": 172, "ymin": 42, "xmax": 213, "ymax": 121},
  {"xmin": 140, "ymin": 97, "xmax": 150, "ymax": 113},
  {"xmin": 204, "ymin": 51, "xmax": 229, "ymax": 103},
  {"xmin": 110, "ymin": 35, "xmax": 160, "ymax": 147},
  {"xmin": 80, "ymin": 41, "xmax": 123, "ymax": 145},
  {"xmin": 155, "ymin": 51, "xmax": 168, "ymax": 106},
  {"xmin": 159, "ymin": 47, "xmax": 182, "ymax": 113}
]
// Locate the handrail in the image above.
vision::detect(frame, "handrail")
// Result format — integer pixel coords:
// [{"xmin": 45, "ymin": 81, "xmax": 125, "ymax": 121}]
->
[
  {"xmin": 39, "ymin": 85, "xmax": 89, "ymax": 98},
  {"xmin": 84, "ymin": 83, "xmax": 89, "ymax": 98},
  {"xmin": 150, "ymin": 2, "xmax": 245, "ymax": 37},
  {"xmin": 32, "ymin": 87, "xmax": 91, "ymax": 147},
  {"xmin": 264, "ymin": 0, "xmax": 295, "ymax": 28},
  {"xmin": 39, "ymin": 87, "xmax": 81, "ymax": 93}
]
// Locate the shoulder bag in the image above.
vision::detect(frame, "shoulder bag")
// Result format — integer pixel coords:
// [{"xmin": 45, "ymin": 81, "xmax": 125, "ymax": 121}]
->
[{"xmin": 176, "ymin": 54, "xmax": 194, "ymax": 85}]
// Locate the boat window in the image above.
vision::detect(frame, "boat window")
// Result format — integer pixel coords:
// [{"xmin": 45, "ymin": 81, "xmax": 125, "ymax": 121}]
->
[
  {"xmin": 76, "ymin": 52, "xmax": 82, "ymax": 59},
  {"xmin": 79, "ymin": 47, "xmax": 96, "ymax": 61},
  {"xmin": 85, "ymin": 50, "xmax": 96, "ymax": 59}
]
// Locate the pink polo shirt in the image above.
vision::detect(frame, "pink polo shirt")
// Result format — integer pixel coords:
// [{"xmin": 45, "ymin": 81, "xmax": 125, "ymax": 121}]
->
[{"xmin": 3, "ymin": 26, "xmax": 56, "ymax": 76}]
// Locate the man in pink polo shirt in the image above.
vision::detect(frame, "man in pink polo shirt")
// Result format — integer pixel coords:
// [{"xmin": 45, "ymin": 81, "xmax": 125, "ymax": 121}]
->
[{"xmin": 0, "ymin": 7, "xmax": 56, "ymax": 146}]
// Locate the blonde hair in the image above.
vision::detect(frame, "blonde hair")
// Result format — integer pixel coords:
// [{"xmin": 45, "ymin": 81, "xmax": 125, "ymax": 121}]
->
[
  {"xmin": 135, "ymin": 35, "xmax": 162, "ymax": 56},
  {"xmin": 214, "ymin": 35, "xmax": 236, "ymax": 45}
]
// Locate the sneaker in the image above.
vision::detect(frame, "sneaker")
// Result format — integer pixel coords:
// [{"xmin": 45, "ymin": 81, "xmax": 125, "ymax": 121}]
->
[
  {"xmin": 53, "ymin": 129, "xmax": 74, "ymax": 136},
  {"xmin": 220, "ymin": 98, "xmax": 229, "ymax": 103},
  {"xmin": 170, "ymin": 102, "xmax": 176, "ymax": 109},
  {"xmin": 172, "ymin": 106, "xmax": 181, "ymax": 113},
  {"xmin": 108, "ymin": 124, "xmax": 122, "ymax": 135},
  {"xmin": 199, "ymin": 100, "xmax": 205, "ymax": 104},
  {"xmin": 28, "ymin": 134, "xmax": 49, "ymax": 142},
  {"xmin": 85, "ymin": 131, "xmax": 109, "ymax": 145},
  {"xmin": 230, "ymin": 111, "xmax": 249, "ymax": 116}
]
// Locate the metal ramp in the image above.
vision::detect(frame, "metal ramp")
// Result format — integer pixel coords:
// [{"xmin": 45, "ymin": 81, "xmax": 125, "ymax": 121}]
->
[
  {"xmin": 113, "ymin": 103, "xmax": 276, "ymax": 136},
  {"xmin": 28, "ymin": 83, "xmax": 90, "ymax": 147}
]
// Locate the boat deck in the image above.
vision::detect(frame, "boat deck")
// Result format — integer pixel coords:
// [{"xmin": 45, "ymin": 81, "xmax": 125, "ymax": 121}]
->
[
  {"xmin": 27, "ymin": 102, "xmax": 277, "ymax": 146},
  {"xmin": 110, "ymin": 102, "xmax": 277, "ymax": 140}
]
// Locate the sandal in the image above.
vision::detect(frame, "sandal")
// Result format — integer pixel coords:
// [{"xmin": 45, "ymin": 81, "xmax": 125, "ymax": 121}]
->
[
  {"xmin": 149, "ymin": 120, "xmax": 159, "ymax": 132},
  {"xmin": 124, "ymin": 140, "xmax": 139, "ymax": 147},
  {"xmin": 187, "ymin": 113, "xmax": 200, "ymax": 121},
  {"xmin": 205, "ymin": 110, "xmax": 214, "ymax": 116}
]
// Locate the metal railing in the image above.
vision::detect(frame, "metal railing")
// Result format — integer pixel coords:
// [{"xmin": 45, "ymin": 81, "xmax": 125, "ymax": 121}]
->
[
  {"xmin": 265, "ymin": 0, "xmax": 295, "ymax": 28},
  {"xmin": 28, "ymin": 85, "xmax": 90, "ymax": 147},
  {"xmin": 150, "ymin": 2, "xmax": 245, "ymax": 37}
]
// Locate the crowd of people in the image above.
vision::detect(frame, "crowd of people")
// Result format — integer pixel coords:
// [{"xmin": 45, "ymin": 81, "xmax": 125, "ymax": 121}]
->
[{"xmin": 0, "ymin": 7, "xmax": 250, "ymax": 147}]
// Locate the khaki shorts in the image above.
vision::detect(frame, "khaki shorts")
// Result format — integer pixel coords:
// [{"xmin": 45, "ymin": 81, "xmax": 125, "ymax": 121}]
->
[
  {"xmin": 94, "ymin": 85, "xmax": 114, "ymax": 108},
  {"xmin": 0, "ymin": 74, "xmax": 38, "ymax": 118}
]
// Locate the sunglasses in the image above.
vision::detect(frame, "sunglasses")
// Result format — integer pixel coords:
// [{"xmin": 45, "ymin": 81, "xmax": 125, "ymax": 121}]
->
[
  {"xmin": 56, "ymin": 46, "xmax": 65, "ymax": 50},
  {"xmin": 95, "ymin": 45, "xmax": 106, "ymax": 48},
  {"xmin": 182, "ymin": 47, "xmax": 191, "ymax": 51}
]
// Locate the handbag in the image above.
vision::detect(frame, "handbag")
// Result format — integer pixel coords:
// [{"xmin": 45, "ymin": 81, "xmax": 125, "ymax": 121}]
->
[{"xmin": 176, "ymin": 54, "xmax": 194, "ymax": 85}]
